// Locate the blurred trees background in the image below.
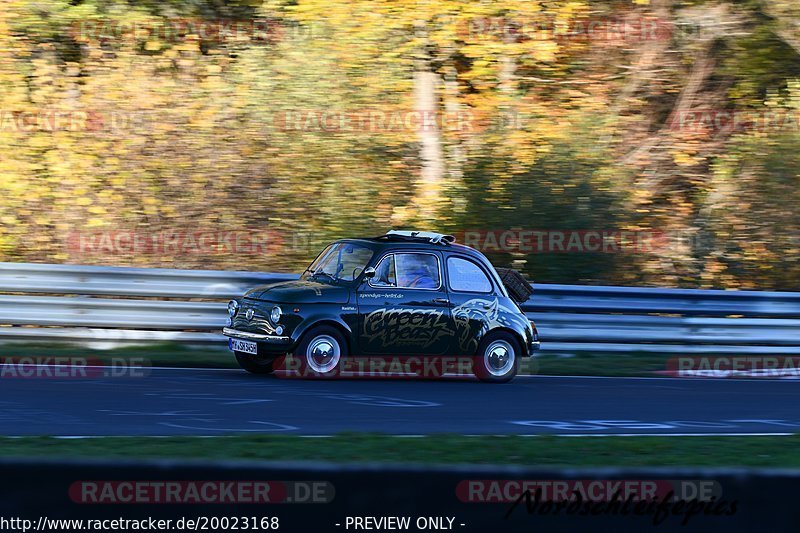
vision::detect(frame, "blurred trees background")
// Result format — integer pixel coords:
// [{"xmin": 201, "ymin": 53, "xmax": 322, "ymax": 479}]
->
[{"xmin": 0, "ymin": 0, "xmax": 798, "ymax": 289}]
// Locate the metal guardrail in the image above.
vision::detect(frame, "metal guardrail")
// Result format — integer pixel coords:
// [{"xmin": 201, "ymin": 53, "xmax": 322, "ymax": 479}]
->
[
  {"xmin": 1, "ymin": 261, "xmax": 799, "ymax": 353},
  {"xmin": 0, "ymin": 262, "xmax": 296, "ymax": 298}
]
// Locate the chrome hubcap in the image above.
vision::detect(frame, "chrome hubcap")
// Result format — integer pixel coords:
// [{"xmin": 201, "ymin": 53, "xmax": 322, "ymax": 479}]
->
[
  {"xmin": 307, "ymin": 335, "xmax": 341, "ymax": 373},
  {"xmin": 484, "ymin": 340, "xmax": 515, "ymax": 377}
]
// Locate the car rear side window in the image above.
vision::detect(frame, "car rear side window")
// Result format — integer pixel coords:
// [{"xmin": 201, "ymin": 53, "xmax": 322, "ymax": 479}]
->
[{"xmin": 447, "ymin": 257, "xmax": 493, "ymax": 293}]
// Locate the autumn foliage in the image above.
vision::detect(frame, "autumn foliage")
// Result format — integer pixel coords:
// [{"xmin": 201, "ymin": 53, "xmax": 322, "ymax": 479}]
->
[{"xmin": 0, "ymin": 0, "xmax": 798, "ymax": 289}]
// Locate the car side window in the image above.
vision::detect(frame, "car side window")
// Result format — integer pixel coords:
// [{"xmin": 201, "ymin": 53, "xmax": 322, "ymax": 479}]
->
[
  {"xmin": 447, "ymin": 257, "xmax": 493, "ymax": 293},
  {"xmin": 395, "ymin": 253, "xmax": 440, "ymax": 289},
  {"xmin": 370, "ymin": 254, "xmax": 397, "ymax": 287}
]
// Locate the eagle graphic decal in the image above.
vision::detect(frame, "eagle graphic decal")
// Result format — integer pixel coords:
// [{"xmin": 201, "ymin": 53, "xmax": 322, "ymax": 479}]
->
[{"xmin": 452, "ymin": 298, "xmax": 529, "ymax": 353}]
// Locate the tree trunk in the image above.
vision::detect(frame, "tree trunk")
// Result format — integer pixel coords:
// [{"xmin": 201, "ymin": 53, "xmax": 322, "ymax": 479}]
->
[
  {"xmin": 443, "ymin": 63, "xmax": 466, "ymax": 214},
  {"xmin": 411, "ymin": 55, "xmax": 444, "ymax": 225}
]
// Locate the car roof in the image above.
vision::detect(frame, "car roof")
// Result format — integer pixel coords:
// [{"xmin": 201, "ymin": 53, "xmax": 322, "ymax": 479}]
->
[{"xmin": 337, "ymin": 237, "xmax": 489, "ymax": 262}]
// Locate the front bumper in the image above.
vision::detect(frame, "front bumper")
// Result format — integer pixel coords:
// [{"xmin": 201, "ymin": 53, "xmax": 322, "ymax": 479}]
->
[{"xmin": 222, "ymin": 327, "xmax": 291, "ymax": 345}]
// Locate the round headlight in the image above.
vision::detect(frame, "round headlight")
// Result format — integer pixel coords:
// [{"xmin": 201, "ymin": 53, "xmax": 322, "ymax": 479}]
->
[
  {"xmin": 228, "ymin": 300, "xmax": 240, "ymax": 317},
  {"xmin": 270, "ymin": 306, "xmax": 282, "ymax": 324}
]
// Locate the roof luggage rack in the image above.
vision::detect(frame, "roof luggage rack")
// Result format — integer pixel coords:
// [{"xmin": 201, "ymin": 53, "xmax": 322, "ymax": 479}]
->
[{"xmin": 376, "ymin": 230, "xmax": 456, "ymax": 245}]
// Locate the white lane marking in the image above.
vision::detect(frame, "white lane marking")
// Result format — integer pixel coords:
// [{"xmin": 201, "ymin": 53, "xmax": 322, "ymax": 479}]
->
[
  {"xmin": 0, "ymin": 363, "xmax": 243, "ymax": 372},
  {"xmin": 8, "ymin": 364, "xmax": 800, "ymax": 383},
  {"xmin": 2, "ymin": 364, "xmax": 473, "ymax": 379},
  {"xmin": 158, "ymin": 421, "xmax": 299, "ymax": 432},
  {"xmin": 2, "ymin": 431, "xmax": 796, "ymax": 439},
  {"xmin": 509, "ymin": 419, "xmax": 800, "ymax": 433},
  {"xmin": 515, "ymin": 374, "xmax": 800, "ymax": 384},
  {"xmin": 98, "ymin": 410, "xmax": 205, "ymax": 416},
  {"xmin": 554, "ymin": 432, "xmax": 796, "ymax": 437}
]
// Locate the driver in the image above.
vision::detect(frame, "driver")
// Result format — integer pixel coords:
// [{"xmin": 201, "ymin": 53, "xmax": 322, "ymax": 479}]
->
[{"xmin": 400, "ymin": 259, "xmax": 437, "ymax": 289}]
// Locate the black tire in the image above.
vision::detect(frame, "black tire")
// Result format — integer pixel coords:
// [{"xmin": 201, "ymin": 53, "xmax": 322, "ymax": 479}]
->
[
  {"xmin": 235, "ymin": 352, "xmax": 276, "ymax": 374},
  {"xmin": 294, "ymin": 325, "xmax": 347, "ymax": 378},
  {"xmin": 473, "ymin": 331, "xmax": 521, "ymax": 383}
]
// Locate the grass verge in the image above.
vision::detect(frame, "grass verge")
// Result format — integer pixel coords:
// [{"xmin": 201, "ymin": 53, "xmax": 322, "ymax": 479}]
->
[
  {"xmin": 527, "ymin": 352, "xmax": 678, "ymax": 377},
  {"xmin": 1, "ymin": 343, "xmax": 238, "ymax": 369},
  {"xmin": 1, "ymin": 435, "xmax": 798, "ymax": 467}
]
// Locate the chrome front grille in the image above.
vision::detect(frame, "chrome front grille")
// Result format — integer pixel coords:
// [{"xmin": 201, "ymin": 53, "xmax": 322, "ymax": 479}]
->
[{"xmin": 232, "ymin": 305, "xmax": 278, "ymax": 335}]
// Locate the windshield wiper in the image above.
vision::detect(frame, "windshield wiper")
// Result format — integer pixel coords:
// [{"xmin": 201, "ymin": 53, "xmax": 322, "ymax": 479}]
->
[{"xmin": 310, "ymin": 271, "xmax": 338, "ymax": 283}]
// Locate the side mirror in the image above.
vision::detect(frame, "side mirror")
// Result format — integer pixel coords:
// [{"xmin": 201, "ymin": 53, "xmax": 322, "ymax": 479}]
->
[{"xmin": 363, "ymin": 267, "xmax": 376, "ymax": 280}]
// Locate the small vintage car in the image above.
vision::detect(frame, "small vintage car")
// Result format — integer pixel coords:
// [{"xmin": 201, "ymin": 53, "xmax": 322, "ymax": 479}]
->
[{"xmin": 223, "ymin": 231, "xmax": 539, "ymax": 382}]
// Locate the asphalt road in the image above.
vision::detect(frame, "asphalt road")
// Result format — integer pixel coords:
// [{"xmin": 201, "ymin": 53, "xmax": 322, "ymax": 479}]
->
[{"xmin": 2, "ymin": 367, "xmax": 800, "ymax": 436}]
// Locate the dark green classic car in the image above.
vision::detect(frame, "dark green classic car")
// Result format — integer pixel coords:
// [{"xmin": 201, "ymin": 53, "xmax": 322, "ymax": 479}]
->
[{"xmin": 223, "ymin": 231, "xmax": 539, "ymax": 383}]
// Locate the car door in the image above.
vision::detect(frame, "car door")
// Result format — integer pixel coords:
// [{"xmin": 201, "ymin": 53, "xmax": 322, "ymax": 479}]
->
[
  {"xmin": 445, "ymin": 254, "xmax": 505, "ymax": 355},
  {"xmin": 357, "ymin": 251, "xmax": 455, "ymax": 356}
]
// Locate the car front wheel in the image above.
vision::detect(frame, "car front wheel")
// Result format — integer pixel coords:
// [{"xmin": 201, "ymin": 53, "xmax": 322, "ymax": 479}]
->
[
  {"xmin": 473, "ymin": 332, "xmax": 521, "ymax": 383},
  {"xmin": 295, "ymin": 326, "xmax": 346, "ymax": 378}
]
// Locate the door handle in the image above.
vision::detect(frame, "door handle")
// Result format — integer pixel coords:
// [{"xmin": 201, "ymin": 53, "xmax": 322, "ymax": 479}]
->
[{"xmin": 433, "ymin": 298, "xmax": 450, "ymax": 305}]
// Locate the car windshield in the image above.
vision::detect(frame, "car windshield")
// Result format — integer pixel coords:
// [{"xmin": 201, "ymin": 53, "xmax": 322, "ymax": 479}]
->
[{"xmin": 302, "ymin": 242, "xmax": 373, "ymax": 284}]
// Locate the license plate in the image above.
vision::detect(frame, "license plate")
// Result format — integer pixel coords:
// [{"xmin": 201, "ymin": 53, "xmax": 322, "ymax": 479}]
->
[{"xmin": 229, "ymin": 338, "xmax": 258, "ymax": 355}]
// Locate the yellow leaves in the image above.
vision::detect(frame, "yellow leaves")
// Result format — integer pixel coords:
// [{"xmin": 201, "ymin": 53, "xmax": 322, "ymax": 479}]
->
[
  {"xmin": 0, "ymin": 0, "xmax": 785, "ymax": 287},
  {"xmin": 27, "ymin": 136, "xmax": 53, "ymax": 149},
  {"xmin": 528, "ymin": 39, "xmax": 559, "ymax": 63},
  {"xmin": 672, "ymin": 150, "xmax": 700, "ymax": 167}
]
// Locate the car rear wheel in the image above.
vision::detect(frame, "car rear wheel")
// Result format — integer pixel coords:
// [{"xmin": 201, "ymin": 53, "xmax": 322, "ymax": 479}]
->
[
  {"xmin": 234, "ymin": 352, "xmax": 276, "ymax": 374},
  {"xmin": 295, "ymin": 326, "xmax": 346, "ymax": 378},
  {"xmin": 473, "ymin": 332, "xmax": 520, "ymax": 383}
]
